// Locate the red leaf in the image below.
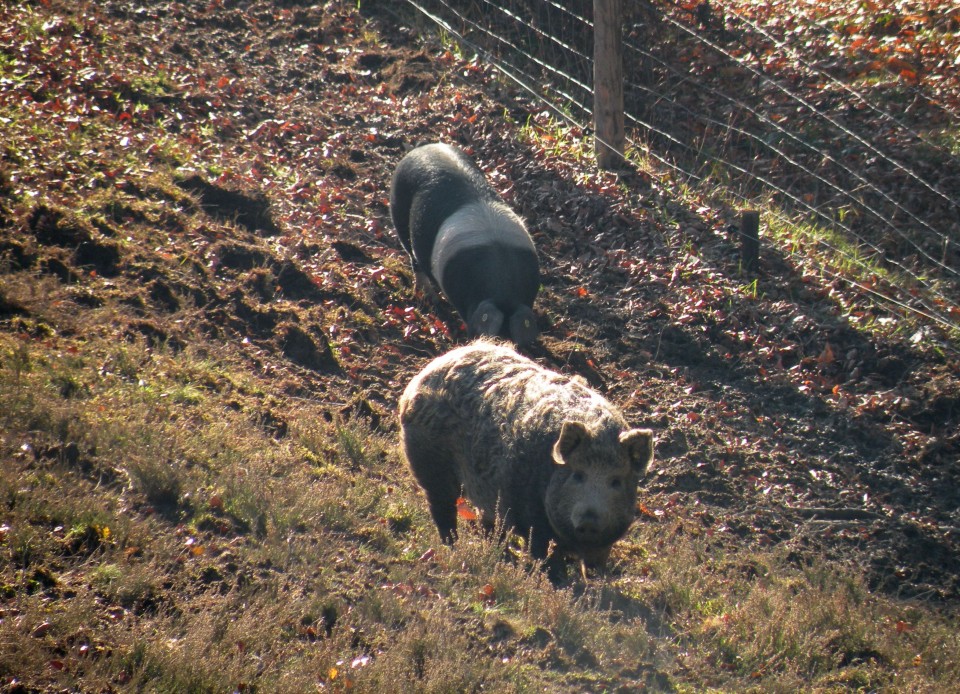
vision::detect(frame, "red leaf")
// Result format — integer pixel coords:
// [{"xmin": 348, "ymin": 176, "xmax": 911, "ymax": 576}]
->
[
  {"xmin": 456, "ymin": 497, "xmax": 478, "ymax": 521},
  {"xmin": 478, "ymin": 583, "xmax": 495, "ymax": 603},
  {"xmin": 886, "ymin": 57, "xmax": 916, "ymax": 74},
  {"xmin": 638, "ymin": 503, "xmax": 659, "ymax": 518},
  {"xmin": 899, "ymin": 69, "xmax": 918, "ymax": 83}
]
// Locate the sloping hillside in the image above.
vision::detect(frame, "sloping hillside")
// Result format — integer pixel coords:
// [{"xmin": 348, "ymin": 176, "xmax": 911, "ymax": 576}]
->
[{"xmin": 1, "ymin": 1, "xmax": 957, "ymax": 691}]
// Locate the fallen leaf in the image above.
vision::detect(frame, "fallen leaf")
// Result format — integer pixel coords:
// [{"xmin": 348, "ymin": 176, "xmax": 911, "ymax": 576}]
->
[
  {"xmin": 638, "ymin": 503, "xmax": 660, "ymax": 518},
  {"xmin": 818, "ymin": 342, "xmax": 835, "ymax": 366},
  {"xmin": 456, "ymin": 497, "xmax": 478, "ymax": 521}
]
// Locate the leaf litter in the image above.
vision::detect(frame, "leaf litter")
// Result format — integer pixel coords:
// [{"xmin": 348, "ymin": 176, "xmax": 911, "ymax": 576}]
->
[{"xmin": 0, "ymin": 0, "xmax": 958, "ymax": 690}]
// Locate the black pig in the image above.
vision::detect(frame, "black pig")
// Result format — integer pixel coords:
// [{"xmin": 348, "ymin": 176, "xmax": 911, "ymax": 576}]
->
[{"xmin": 390, "ymin": 143, "xmax": 540, "ymax": 346}]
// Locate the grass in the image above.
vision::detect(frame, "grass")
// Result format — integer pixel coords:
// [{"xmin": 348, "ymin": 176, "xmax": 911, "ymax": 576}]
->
[
  {"xmin": 1, "ymin": 317, "xmax": 959, "ymax": 689},
  {"xmin": 0, "ymin": 171, "xmax": 929, "ymax": 694},
  {"xmin": 627, "ymin": 529, "xmax": 960, "ymax": 690},
  {"xmin": 763, "ymin": 213, "xmax": 960, "ymax": 345},
  {"xmin": 1, "ymin": 0, "xmax": 959, "ymax": 691},
  {"xmin": 519, "ymin": 112, "xmax": 594, "ymax": 165},
  {"xmin": 630, "ymin": 126, "xmax": 960, "ymax": 348}
]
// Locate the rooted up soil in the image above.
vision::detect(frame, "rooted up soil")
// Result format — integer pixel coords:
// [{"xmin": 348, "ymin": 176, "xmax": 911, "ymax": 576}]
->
[{"xmin": 1, "ymin": 0, "xmax": 957, "ymax": 640}]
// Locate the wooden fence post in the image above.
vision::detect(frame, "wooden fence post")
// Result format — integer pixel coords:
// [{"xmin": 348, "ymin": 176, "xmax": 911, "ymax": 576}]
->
[
  {"xmin": 740, "ymin": 210, "xmax": 760, "ymax": 272},
  {"xmin": 594, "ymin": 0, "xmax": 624, "ymax": 169}
]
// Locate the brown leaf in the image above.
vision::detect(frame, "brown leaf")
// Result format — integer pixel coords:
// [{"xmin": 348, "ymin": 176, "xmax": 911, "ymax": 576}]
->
[
  {"xmin": 895, "ymin": 620, "xmax": 913, "ymax": 634},
  {"xmin": 818, "ymin": 342, "xmax": 835, "ymax": 366}
]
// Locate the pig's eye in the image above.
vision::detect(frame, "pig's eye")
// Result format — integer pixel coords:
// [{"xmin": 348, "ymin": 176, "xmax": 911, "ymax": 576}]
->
[
  {"xmin": 610, "ymin": 478, "xmax": 622, "ymax": 489},
  {"xmin": 572, "ymin": 471, "xmax": 585, "ymax": 483}
]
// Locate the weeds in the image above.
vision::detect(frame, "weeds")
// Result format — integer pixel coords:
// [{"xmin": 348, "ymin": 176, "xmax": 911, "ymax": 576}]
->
[
  {"xmin": 4, "ymin": 340, "xmax": 32, "ymax": 394},
  {"xmin": 7, "ymin": 320, "xmax": 954, "ymax": 692},
  {"xmin": 0, "ymin": 0, "xmax": 958, "ymax": 692}
]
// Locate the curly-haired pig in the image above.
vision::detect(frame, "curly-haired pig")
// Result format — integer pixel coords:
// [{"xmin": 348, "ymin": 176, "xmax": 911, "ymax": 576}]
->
[
  {"xmin": 389, "ymin": 143, "xmax": 540, "ymax": 346},
  {"xmin": 399, "ymin": 340, "xmax": 654, "ymax": 566}
]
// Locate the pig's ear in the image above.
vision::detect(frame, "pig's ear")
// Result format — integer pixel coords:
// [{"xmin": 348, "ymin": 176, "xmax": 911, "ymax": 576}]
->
[
  {"xmin": 552, "ymin": 421, "xmax": 589, "ymax": 466},
  {"xmin": 469, "ymin": 300, "xmax": 504, "ymax": 337},
  {"xmin": 620, "ymin": 429, "xmax": 654, "ymax": 474}
]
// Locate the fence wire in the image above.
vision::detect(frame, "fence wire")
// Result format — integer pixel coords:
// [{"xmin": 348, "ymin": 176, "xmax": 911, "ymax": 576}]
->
[{"xmin": 398, "ymin": 0, "xmax": 960, "ymax": 335}]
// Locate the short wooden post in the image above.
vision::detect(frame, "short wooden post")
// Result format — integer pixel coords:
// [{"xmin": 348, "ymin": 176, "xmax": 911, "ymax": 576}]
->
[
  {"xmin": 594, "ymin": 0, "xmax": 624, "ymax": 170},
  {"xmin": 740, "ymin": 210, "xmax": 760, "ymax": 272}
]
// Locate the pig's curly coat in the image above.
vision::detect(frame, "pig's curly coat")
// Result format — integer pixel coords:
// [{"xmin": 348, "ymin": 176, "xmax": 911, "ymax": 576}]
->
[{"xmin": 399, "ymin": 341, "xmax": 653, "ymax": 564}]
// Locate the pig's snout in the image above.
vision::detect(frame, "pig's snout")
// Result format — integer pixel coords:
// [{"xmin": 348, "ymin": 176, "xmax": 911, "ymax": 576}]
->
[{"xmin": 572, "ymin": 506, "xmax": 602, "ymax": 541}]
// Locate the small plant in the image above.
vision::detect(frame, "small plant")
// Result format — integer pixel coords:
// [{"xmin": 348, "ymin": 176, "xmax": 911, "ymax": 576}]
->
[
  {"xmin": 106, "ymin": 345, "xmax": 143, "ymax": 382},
  {"xmin": 5, "ymin": 340, "xmax": 32, "ymax": 394},
  {"xmin": 383, "ymin": 502, "xmax": 415, "ymax": 534},
  {"xmin": 63, "ymin": 517, "xmax": 113, "ymax": 555},
  {"xmin": 91, "ymin": 562, "xmax": 123, "ymax": 588},
  {"xmin": 94, "ymin": 561, "xmax": 162, "ymax": 611},
  {"xmin": 168, "ymin": 383, "xmax": 203, "ymax": 405},
  {"xmin": 334, "ymin": 421, "xmax": 367, "ymax": 468},
  {"xmin": 125, "ymin": 457, "xmax": 183, "ymax": 512},
  {"xmin": 223, "ymin": 476, "xmax": 269, "ymax": 538},
  {"xmin": 128, "ymin": 70, "xmax": 176, "ymax": 100},
  {"xmin": 436, "ymin": 27, "xmax": 465, "ymax": 61},
  {"xmin": 333, "ymin": 416, "xmax": 387, "ymax": 470}
]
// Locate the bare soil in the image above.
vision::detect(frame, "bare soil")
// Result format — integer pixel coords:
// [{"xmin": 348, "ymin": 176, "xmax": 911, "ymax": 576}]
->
[{"xmin": 2, "ymin": 0, "xmax": 958, "ymax": 643}]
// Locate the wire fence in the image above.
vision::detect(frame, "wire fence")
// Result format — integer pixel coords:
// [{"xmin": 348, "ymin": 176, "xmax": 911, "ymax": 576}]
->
[{"xmin": 400, "ymin": 0, "xmax": 960, "ymax": 336}]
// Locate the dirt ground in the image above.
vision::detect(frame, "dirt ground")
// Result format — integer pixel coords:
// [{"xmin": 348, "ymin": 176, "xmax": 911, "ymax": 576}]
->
[{"xmin": 2, "ymin": 0, "xmax": 958, "ymax": 610}]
